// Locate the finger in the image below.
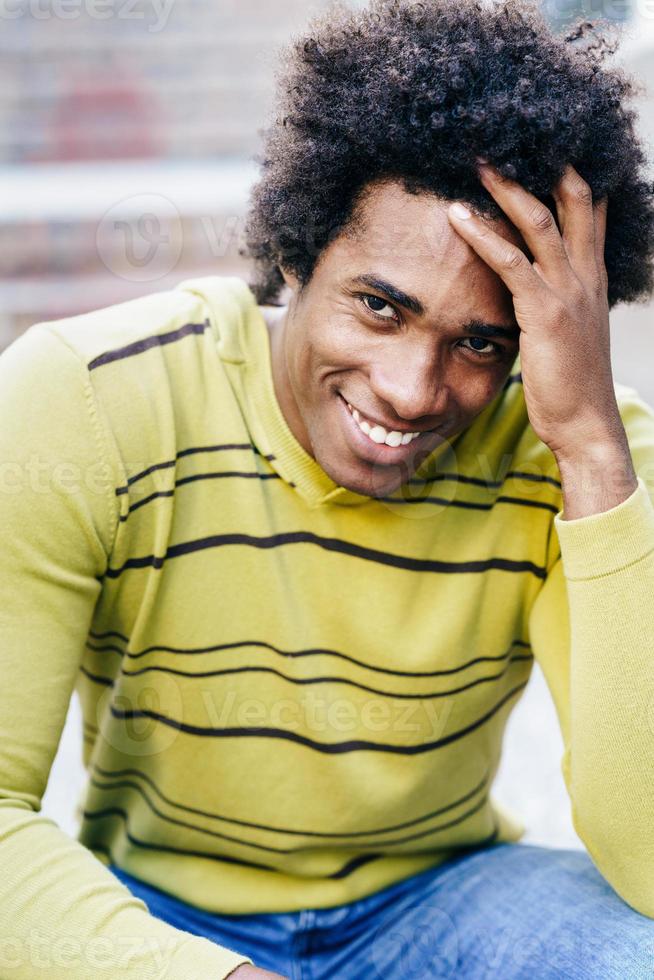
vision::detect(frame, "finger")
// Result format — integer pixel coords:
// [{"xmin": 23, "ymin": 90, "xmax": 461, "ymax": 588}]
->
[
  {"xmin": 447, "ymin": 202, "xmax": 546, "ymax": 299},
  {"xmin": 550, "ymin": 165, "xmax": 598, "ymax": 281},
  {"xmin": 477, "ymin": 162, "xmax": 572, "ymax": 284}
]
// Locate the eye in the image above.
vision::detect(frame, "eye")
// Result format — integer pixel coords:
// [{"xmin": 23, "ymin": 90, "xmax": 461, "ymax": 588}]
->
[
  {"xmin": 359, "ymin": 294, "xmax": 399, "ymax": 322},
  {"xmin": 459, "ymin": 337, "xmax": 502, "ymax": 358}
]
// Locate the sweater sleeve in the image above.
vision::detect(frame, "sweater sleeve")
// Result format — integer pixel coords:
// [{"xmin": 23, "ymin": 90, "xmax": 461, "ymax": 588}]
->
[
  {"xmin": 528, "ymin": 388, "xmax": 654, "ymax": 918},
  {"xmin": 0, "ymin": 325, "xmax": 252, "ymax": 979}
]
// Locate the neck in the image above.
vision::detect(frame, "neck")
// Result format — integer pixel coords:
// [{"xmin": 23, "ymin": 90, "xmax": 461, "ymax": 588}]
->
[{"xmin": 259, "ymin": 304, "xmax": 313, "ymax": 457}]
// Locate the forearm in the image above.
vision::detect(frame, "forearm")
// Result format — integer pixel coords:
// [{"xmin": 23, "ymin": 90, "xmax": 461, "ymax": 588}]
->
[
  {"xmin": 555, "ymin": 479, "xmax": 654, "ymax": 915},
  {"xmin": 0, "ymin": 806, "xmax": 253, "ymax": 980}
]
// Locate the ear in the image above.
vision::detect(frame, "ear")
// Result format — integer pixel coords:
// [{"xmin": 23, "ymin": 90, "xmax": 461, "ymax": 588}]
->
[{"xmin": 279, "ymin": 265, "xmax": 301, "ymax": 293}]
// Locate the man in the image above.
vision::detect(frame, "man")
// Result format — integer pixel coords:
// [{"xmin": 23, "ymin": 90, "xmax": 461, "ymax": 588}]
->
[{"xmin": 1, "ymin": 1, "xmax": 654, "ymax": 978}]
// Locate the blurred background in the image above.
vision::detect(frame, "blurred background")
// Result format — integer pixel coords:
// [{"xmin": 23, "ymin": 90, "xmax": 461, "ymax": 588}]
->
[{"xmin": 2, "ymin": 0, "xmax": 652, "ymax": 848}]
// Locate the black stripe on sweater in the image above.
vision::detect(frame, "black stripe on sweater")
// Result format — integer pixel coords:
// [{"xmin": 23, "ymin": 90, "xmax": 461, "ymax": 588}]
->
[
  {"xmin": 79, "ymin": 665, "xmax": 113, "ymax": 687},
  {"xmin": 83, "ymin": 808, "xmax": 382, "ymax": 878},
  {"xmin": 88, "ymin": 320, "xmax": 211, "ymax": 371},
  {"xmin": 87, "ymin": 776, "xmax": 490, "ymax": 851},
  {"xmin": 117, "ymin": 471, "xmax": 557, "ymax": 519},
  {"xmin": 378, "ymin": 494, "xmax": 558, "ymax": 515},
  {"xmin": 116, "ymin": 456, "xmax": 557, "ymax": 500},
  {"xmin": 83, "ymin": 653, "xmax": 533, "ymax": 699},
  {"xmin": 328, "ymin": 853, "xmax": 381, "ymax": 878},
  {"xmin": 119, "ymin": 470, "xmax": 288, "ymax": 521},
  {"xmin": 89, "ymin": 628, "xmax": 129, "ymax": 642},
  {"xmin": 103, "ymin": 532, "xmax": 547, "ymax": 579},
  {"xmin": 408, "ymin": 470, "xmax": 561, "ymax": 490},
  {"xmin": 87, "ymin": 635, "xmax": 531, "ymax": 680},
  {"xmin": 89, "ymin": 763, "xmax": 490, "ymax": 839},
  {"xmin": 115, "ymin": 443, "xmax": 275, "ymax": 496},
  {"xmin": 108, "ymin": 682, "xmax": 528, "ymax": 755}
]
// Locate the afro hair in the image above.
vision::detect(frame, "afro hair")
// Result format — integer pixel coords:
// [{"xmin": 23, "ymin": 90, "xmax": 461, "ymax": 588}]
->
[{"xmin": 242, "ymin": 0, "xmax": 654, "ymax": 312}]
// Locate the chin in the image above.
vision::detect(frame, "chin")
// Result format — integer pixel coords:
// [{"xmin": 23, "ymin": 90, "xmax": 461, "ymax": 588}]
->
[{"xmin": 318, "ymin": 455, "xmax": 406, "ymax": 499}]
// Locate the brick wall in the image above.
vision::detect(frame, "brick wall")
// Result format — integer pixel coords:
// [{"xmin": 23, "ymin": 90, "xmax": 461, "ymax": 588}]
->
[
  {"xmin": 0, "ymin": 0, "xmax": 333, "ymax": 163},
  {"xmin": 0, "ymin": 0, "xmax": 332, "ymax": 345}
]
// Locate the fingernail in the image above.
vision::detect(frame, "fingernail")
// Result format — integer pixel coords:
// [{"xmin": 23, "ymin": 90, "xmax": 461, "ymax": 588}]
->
[
  {"xmin": 476, "ymin": 156, "xmax": 490, "ymax": 165},
  {"xmin": 450, "ymin": 202, "xmax": 472, "ymax": 220}
]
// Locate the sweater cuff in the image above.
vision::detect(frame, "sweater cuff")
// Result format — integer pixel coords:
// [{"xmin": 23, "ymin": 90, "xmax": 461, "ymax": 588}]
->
[
  {"xmin": 554, "ymin": 477, "xmax": 654, "ymax": 581},
  {"xmin": 169, "ymin": 937, "xmax": 253, "ymax": 979}
]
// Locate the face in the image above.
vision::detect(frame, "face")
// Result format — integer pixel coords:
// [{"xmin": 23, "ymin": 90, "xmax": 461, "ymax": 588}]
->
[{"xmin": 265, "ymin": 179, "xmax": 527, "ymax": 498}]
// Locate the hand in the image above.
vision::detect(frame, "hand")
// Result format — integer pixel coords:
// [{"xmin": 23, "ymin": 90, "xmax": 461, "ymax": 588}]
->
[
  {"xmin": 447, "ymin": 162, "xmax": 619, "ymax": 455},
  {"xmin": 447, "ymin": 162, "xmax": 638, "ymax": 516},
  {"xmin": 226, "ymin": 964, "xmax": 289, "ymax": 980}
]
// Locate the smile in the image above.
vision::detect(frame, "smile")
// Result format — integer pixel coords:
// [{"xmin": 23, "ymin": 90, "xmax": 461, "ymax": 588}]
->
[{"xmin": 344, "ymin": 400, "xmax": 422, "ymax": 447}]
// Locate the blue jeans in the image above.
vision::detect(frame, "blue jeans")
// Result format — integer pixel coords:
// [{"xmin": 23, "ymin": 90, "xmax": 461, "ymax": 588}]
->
[{"xmin": 109, "ymin": 843, "xmax": 654, "ymax": 978}]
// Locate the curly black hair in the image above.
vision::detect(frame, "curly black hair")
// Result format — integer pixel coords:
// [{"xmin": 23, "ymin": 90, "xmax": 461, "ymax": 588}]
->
[{"xmin": 242, "ymin": 0, "xmax": 654, "ymax": 311}]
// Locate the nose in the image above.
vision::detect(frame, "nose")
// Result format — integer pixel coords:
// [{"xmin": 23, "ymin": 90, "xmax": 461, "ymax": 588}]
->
[{"xmin": 368, "ymin": 345, "xmax": 448, "ymax": 424}]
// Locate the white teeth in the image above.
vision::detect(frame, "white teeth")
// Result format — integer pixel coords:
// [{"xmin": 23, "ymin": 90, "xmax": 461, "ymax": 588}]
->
[{"xmin": 345, "ymin": 401, "xmax": 421, "ymax": 447}]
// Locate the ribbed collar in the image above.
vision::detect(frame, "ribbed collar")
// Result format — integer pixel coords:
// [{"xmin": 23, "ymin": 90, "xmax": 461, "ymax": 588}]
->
[{"xmin": 180, "ymin": 274, "xmax": 479, "ymax": 509}]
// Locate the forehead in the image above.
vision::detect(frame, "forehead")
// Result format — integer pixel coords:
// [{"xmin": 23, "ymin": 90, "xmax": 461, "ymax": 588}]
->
[
  {"xmin": 321, "ymin": 179, "xmax": 527, "ymax": 318},
  {"xmin": 348, "ymin": 178, "xmax": 526, "ymax": 257}
]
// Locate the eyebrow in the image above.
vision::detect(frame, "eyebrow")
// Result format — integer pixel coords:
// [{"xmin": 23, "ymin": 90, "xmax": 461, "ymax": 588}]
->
[
  {"xmin": 463, "ymin": 319, "xmax": 521, "ymax": 341},
  {"xmin": 348, "ymin": 274, "xmax": 425, "ymax": 316},
  {"xmin": 347, "ymin": 274, "xmax": 520, "ymax": 341}
]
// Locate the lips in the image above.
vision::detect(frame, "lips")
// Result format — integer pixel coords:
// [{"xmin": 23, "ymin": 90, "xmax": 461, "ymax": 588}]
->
[
  {"xmin": 345, "ymin": 400, "xmax": 422, "ymax": 447},
  {"xmin": 337, "ymin": 393, "xmax": 437, "ymax": 466}
]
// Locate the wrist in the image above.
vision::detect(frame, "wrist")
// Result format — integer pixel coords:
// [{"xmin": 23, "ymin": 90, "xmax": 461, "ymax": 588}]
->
[{"xmin": 554, "ymin": 436, "xmax": 638, "ymax": 520}]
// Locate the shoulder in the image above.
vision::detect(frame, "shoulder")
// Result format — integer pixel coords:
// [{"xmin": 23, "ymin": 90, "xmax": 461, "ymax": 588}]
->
[
  {"xmin": 15, "ymin": 276, "xmax": 254, "ymax": 485},
  {"xmin": 613, "ymin": 383, "xmax": 654, "ymax": 477},
  {"xmin": 26, "ymin": 274, "xmax": 256, "ymax": 403},
  {"xmin": 33, "ymin": 281, "xmax": 213, "ymax": 370},
  {"xmin": 614, "ymin": 381, "xmax": 654, "ymax": 428}
]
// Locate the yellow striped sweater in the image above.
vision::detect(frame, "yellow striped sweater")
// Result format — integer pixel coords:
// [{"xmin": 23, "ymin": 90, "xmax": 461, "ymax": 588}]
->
[{"xmin": 1, "ymin": 274, "xmax": 654, "ymax": 980}]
